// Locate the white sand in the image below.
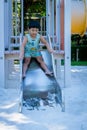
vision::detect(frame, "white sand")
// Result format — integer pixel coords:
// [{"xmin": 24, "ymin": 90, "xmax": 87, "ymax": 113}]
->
[{"xmin": 0, "ymin": 66, "xmax": 87, "ymax": 130}]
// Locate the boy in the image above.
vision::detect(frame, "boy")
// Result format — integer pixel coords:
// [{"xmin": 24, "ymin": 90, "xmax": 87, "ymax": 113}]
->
[{"xmin": 19, "ymin": 20, "xmax": 54, "ymax": 78}]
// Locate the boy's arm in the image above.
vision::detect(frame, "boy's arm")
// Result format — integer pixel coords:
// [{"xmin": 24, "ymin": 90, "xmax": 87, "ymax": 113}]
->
[
  {"xmin": 19, "ymin": 36, "xmax": 28, "ymax": 60},
  {"xmin": 40, "ymin": 35, "xmax": 54, "ymax": 53}
]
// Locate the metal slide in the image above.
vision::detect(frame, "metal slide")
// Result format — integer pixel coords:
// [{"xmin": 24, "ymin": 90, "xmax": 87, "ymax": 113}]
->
[{"xmin": 18, "ymin": 49, "xmax": 63, "ymax": 112}]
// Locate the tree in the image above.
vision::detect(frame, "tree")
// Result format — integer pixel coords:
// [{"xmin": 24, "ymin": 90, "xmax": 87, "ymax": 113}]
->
[
  {"xmin": 24, "ymin": 0, "xmax": 46, "ymax": 16},
  {"xmin": 23, "ymin": 0, "xmax": 46, "ymax": 30}
]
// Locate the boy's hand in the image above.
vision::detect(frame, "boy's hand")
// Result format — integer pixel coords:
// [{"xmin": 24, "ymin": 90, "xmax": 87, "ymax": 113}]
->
[{"xmin": 48, "ymin": 48, "xmax": 55, "ymax": 54}]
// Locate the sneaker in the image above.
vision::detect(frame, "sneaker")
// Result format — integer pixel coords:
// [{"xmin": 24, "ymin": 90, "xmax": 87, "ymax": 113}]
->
[{"xmin": 45, "ymin": 71, "xmax": 53, "ymax": 76}]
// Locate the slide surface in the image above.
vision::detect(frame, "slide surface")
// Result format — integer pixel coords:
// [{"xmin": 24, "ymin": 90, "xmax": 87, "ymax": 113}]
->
[{"xmin": 22, "ymin": 51, "xmax": 62, "ymax": 110}]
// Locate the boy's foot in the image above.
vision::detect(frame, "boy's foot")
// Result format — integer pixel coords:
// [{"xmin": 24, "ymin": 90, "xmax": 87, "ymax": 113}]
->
[
  {"xmin": 22, "ymin": 76, "xmax": 26, "ymax": 79},
  {"xmin": 22, "ymin": 74, "xmax": 26, "ymax": 79},
  {"xmin": 45, "ymin": 71, "xmax": 53, "ymax": 76}
]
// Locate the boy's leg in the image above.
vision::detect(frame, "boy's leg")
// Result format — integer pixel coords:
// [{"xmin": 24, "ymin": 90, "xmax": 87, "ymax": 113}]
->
[
  {"xmin": 36, "ymin": 56, "xmax": 53, "ymax": 75},
  {"xmin": 22, "ymin": 57, "xmax": 31, "ymax": 78}
]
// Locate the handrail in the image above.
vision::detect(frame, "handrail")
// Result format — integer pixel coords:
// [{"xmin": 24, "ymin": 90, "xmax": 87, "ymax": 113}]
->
[
  {"xmin": 18, "ymin": 33, "xmax": 23, "ymax": 113},
  {"xmin": 19, "ymin": 33, "xmax": 23, "ymax": 88},
  {"xmin": 47, "ymin": 34, "xmax": 56, "ymax": 77}
]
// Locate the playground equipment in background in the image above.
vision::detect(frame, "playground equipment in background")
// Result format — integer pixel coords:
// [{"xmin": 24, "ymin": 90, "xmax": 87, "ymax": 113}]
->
[
  {"xmin": 71, "ymin": 0, "xmax": 87, "ymax": 36},
  {"xmin": 60, "ymin": 0, "xmax": 87, "ymax": 50}
]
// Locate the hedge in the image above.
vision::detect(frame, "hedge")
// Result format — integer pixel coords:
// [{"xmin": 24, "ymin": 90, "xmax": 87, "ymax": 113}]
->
[{"xmin": 71, "ymin": 46, "xmax": 87, "ymax": 61}]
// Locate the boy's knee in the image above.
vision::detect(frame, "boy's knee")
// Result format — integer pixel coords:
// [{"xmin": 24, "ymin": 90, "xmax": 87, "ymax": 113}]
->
[
  {"xmin": 36, "ymin": 57, "xmax": 44, "ymax": 64},
  {"xmin": 40, "ymin": 60, "xmax": 44, "ymax": 65},
  {"xmin": 24, "ymin": 59, "xmax": 30, "ymax": 64}
]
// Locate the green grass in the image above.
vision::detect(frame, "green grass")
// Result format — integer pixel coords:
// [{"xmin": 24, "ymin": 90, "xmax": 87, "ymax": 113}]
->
[
  {"xmin": 71, "ymin": 61, "xmax": 87, "ymax": 66},
  {"xmin": 61, "ymin": 60, "xmax": 87, "ymax": 66}
]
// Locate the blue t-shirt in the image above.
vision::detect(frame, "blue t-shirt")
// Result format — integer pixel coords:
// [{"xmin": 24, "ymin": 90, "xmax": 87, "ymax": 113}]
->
[{"xmin": 24, "ymin": 33, "xmax": 41, "ymax": 57}]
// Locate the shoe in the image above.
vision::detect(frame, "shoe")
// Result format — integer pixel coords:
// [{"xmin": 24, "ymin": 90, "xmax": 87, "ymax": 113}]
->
[
  {"xmin": 45, "ymin": 71, "xmax": 53, "ymax": 76},
  {"xmin": 22, "ymin": 75, "xmax": 26, "ymax": 79}
]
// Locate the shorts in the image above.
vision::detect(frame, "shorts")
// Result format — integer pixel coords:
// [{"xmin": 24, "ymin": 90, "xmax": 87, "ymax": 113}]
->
[{"xmin": 24, "ymin": 50, "xmax": 42, "ymax": 57}]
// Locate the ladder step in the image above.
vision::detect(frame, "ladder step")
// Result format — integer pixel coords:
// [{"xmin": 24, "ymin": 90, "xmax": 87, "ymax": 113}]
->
[{"xmin": 10, "ymin": 43, "xmax": 20, "ymax": 47}]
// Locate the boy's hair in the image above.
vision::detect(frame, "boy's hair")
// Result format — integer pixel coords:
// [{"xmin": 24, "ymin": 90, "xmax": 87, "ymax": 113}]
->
[{"xmin": 28, "ymin": 20, "xmax": 40, "ymax": 30}]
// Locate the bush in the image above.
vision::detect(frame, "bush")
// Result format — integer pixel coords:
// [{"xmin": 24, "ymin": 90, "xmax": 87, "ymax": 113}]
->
[{"xmin": 71, "ymin": 46, "xmax": 87, "ymax": 61}]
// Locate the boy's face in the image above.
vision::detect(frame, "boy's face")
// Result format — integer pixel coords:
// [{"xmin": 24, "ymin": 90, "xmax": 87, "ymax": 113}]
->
[{"xmin": 29, "ymin": 28, "xmax": 39, "ymax": 37}]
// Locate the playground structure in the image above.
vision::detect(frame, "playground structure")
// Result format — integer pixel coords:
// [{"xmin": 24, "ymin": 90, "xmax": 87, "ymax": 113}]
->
[{"xmin": 0, "ymin": 0, "xmax": 87, "ymax": 111}]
